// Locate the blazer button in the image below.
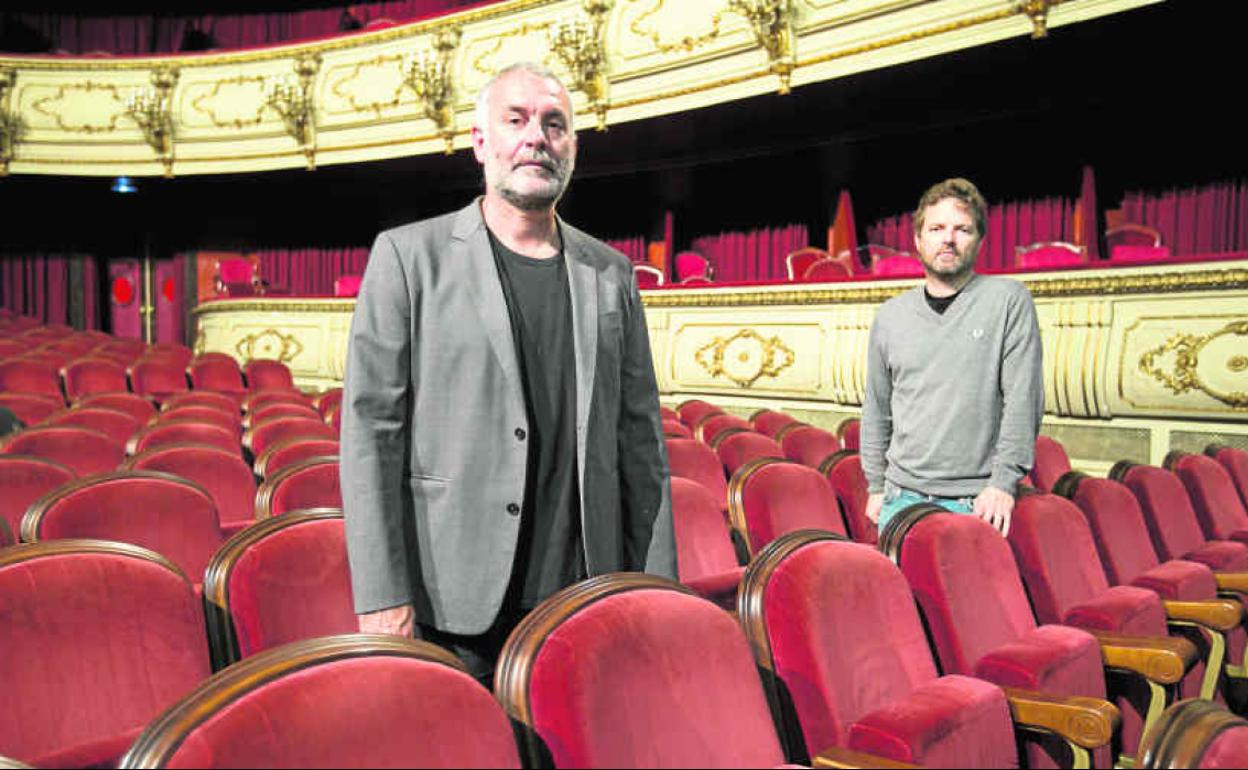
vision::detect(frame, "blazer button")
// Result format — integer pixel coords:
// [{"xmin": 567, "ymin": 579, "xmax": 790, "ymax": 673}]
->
[
  {"xmin": 506, "ymin": 503, "xmax": 520, "ymax": 516},
  {"xmin": 514, "ymin": 428, "xmax": 526, "ymax": 441}
]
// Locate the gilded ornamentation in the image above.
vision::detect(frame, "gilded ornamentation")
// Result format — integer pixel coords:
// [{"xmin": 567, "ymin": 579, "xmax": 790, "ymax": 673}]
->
[
  {"xmin": 1016, "ymin": 0, "xmax": 1058, "ymax": 38},
  {"xmin": 627, "ymin": 0, "xmax": 728, "ymax": 55},
  {"xmin": 0, "ymin": 68, "xmax": 19, "ymax": 175},
  {"xmin": 694, "ymin": 328, "xmax": 795, "ymax": 387},
  {"xmin": 1230, "ymin": 356, "xmax": 1248, "ymax": 373},
  {"xmin": 403, "ymin": 27, "xmax": 462, "ymax": 153},
  {"xmin": 549, "ymin": 0, "xmax": 612, "ymax": 130},
  {"xmin": 235, "ymin": 328, "xmax": 305, "ymax": 363},
  {"xmin": 264, "ymin": 53, "xmax": 321, "ymax": 169},
  {"xmin": 1138, "ymin": 321, "xmax": 1248, "ymax": 409},
  {"xmin": 470, "ymin": 21, "xmax": 554, "ymax": 77},
  {"xmin": 30, "ymin": 81, "xmax": 128, "ymax": 133},
  {"xmin": 188, "ymin": 76, "xmax": 269, "ymax": 129},
  {"xmin": 124, "ymin": 67, "xmax": 178, "ymax": 177},
  {"xmin": 728, "ymin": 0, "xmax": 796, "ymax": 94},
  {"xmin": 328, "ymin": 54, "xmax": 409, "ymax": 117}
]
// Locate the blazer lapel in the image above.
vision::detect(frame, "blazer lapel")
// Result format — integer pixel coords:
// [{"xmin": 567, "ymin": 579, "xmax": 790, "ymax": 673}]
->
[
  {"xmin": 451, "ymin": 200, "xmax": 523, "ymax": 393},
  {"xmin": 561, "ymin": 221, "xmax": 598, "ymax": 436}
]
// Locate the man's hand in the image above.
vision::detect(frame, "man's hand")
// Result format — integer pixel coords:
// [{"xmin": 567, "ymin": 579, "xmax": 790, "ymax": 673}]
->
[
  {"xmin": 358, "ymin": 604, "xmax": 416, "ymax": 637},
  {"xmin": 973, "ymin": 487, "xmax": 1015, "ymax": 537},
  {"xmin": 865, "ymin": 493, "xmax": 884, "ymax": 525}
]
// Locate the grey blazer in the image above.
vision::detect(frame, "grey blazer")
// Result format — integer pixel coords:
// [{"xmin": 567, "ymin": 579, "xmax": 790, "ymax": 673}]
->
[{"xmin": 341, "ymin": 199, "xmax": 676, "ymax": 634}]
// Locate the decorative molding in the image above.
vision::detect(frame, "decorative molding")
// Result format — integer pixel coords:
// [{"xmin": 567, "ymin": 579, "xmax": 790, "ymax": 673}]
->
[
  {"xmin": 0, "ymin": 67, "xmax": 18, "ymax": 175},
  {"xmin": 694, "ymin": 327, "xmax": 795, "ymax": 387},
  {"xmin": 264, "ymin": 53, "xmax": 321, "ymax": 169},
  {"xmin": 1138, "ymin": 321, "xmax": 1248, "ymax": 409},
  {"xmin": 403, "ymin": 27, "xmax": 462, "ymax": 153},
  {"xmin": 627, "ymin": 0, "xmax": 729, "ymax": 55},
  {"xmin": 124, "ymin": 67, "xmax": 178, "ymax": 176},
  {"xmin": 188, "ymin": 75, "xmax": 270, "ymax": 129},
  {"xmin": 728, "ymin": 0, "xmax": 797, "ymax": 94},
  {"xmin": 548, "ymin": 0, "xmax": 612, "ymax": 130},
  {"xmin": 1016, "ymin": 0, "xmax": 1057, "ymax": 38},
  {"xmin": 194, "ymin": 298, "xmax": 357, "ymax": 315},
  {"xmin": 30, "ymin": 81, "xmax": 128, "ymax": 134},
  {"xmin": 234, "ymin": 328, "xmax": 306, "ymax": 363}
]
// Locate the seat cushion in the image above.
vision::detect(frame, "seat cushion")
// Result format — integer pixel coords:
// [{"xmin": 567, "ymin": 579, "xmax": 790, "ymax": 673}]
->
[
  {"xmin": 1131, "ymin": 560, "xmax": 1218, "ymax": 601},
  {"xmin": 974, "ymin": 624, "xmax": 1106, "ymax": 698},
  {"xmin": 1062, "ymin": 585, "xmax": 1169, "ymax": 636},
  {"xmin": 848, "ymin": 674, "xmax": 1015, "ymax": 768},
  {"xmin": 1183, "ymin": 540, "xmax": 1248, "ymax": 572},
  {"xmin": 682, "ymin": 567, "xmax": 745, "ymax": 611}
]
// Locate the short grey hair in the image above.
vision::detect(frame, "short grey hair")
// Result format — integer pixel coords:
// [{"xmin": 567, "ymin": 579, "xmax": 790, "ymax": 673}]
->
[{"xmin": 474, "ymin": 62, "xmax": 574, "ymax": 134}]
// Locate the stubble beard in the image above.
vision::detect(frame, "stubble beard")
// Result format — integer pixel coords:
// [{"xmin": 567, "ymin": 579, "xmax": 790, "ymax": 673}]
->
[{"xmin": 488, "ymin": 153, "xmax": 575, "ymax": 212}]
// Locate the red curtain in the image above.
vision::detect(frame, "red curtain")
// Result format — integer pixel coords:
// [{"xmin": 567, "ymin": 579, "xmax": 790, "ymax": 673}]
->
[
  {"xmin": 1119, "ymin": 179, "xmax": 1248, "ymax": 256},
  {"xmin": 254, "ymin": 246, "xmax": 370, "ymax": 296},
  {"xmin": 867, "ymin": 197, "xmax": 1076, "ymax": 270},
  {"xmin": 690, "ymin": 224, "xmax": 808, "ymax": 282},
  {"xmin": 5, "ymin": 1, "xmax": 488, "ymax": 55},
  {"xmin": 0, "ymin": 252, "xmax": 78, "ymax": 324},
  {"xmin": 605, "ymin": 236, "xmax": 647, "ymax": 263}
]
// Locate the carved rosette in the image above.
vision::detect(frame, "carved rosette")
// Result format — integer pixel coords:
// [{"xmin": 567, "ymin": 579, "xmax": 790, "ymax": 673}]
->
[
  {"xmin": 694, "ymin": 328, "xmax": 794, "ymax": 387},
  {"xmin": 1138, "ymin": 320, "xmax": 1248, "ymax": 409},
  {"xmin": 235, "ymin": 328, "xmax": 305, "ymax": 363}
]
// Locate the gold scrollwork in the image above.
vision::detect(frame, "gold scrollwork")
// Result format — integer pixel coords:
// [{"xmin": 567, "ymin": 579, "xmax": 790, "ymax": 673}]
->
[
  {"xmin": 470, "ymin": 21, "xmax": 555, "ymax": 77},
  {"xmin": 627, "ymin": 0, "xmax": 728, "ymax": 55},
  {"xmin": 329, "ymin": 54, "xmax": 409, "ymax": 117},
  {"xmin": 189, "ymin": 76, "xmax": 270, "ymax": 129},
  {"xmin": 235, "ymin": 328, "xmax": 305, "ymax": 363},
  {"xmin": 30, "ymin": 81, "xmax": 128, "ymax": 134},
  {"xmin": 728, "ymin": 0, "xmax": 797, "ymax": 94},
  {"xmin": 694, "ymin": 328, "xmax": 795, "ymax": 387},
  {"xmin": 1138, "ymin": 320, "xmax": 1248, "ymax": 409},
  {"xmin": 0, "ymin": 67, "xmax": 19, "ymax": 175}
]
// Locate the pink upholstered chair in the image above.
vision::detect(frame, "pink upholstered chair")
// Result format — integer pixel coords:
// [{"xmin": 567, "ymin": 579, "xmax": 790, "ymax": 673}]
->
[
  {"xmin": 243, "ymin": 415, "xmax": 337, "ymax": 457},
  {"xmin": 144, "ymin": 342, "xmax": 194, "ymax": 368},
  {"xmin": 74, "ymin": 392, "xmax": 156, "ymax": 424},
  {"xmin": 674, "ymin": 250, "xmax": 713, "ymax": 283},
  {"xmin": 1138, "ymin": 698, "xmax": 1248, "ymax": 769},
  {"xmin": 0, "ymin": 392, "xmax": 63, "ymax": 426},
  {"xmin": 214, "ymin": 257, "xmax": 264, "ymax": 297},
  {"xmin": 1107, "ymin": 224, "xmax": 1169, "ymax": 264},
  {"xmin": 659, "ymin": 405, "xmax": 679, "ymax": 422},
  {"xmin": 780, "ymin": 424, "xmax": 841, "ymax": 468},
  {"xmin": 802, "ymin": 257, "xmax": 854, "ymax": 281},
  {"xmin": 202, "ymin": 510, "xmax": 353, "ymax": 667},
  {"xmin": 253, "ymin": 436, "xmax": 340, "ymax": 479},
  {"xmin": 332, "ymin": 274, "xmax": 363, "ymax": 297},
  {"xmin": 0, "ymin": 455, "xmax": 75, "ymax": 542},
  {"xmin": 43, "ymin": 406, "xmax": 144, "ymax": 446},
  {"xmin": 243, "ymin": 388, "xmax": 313, "ymax": 413},
  {"xmin": 494, "ymin": 574, "xmax": 792, "ymax": 768},
  {"xmin": 21, "ymin": 470, "xmax": 225, "ymax": 585},
  {"xmin": 0, "ymin": 359, "xmax": 64, "ymax": 402},
  {"xmin": 750, "ymin": 409, "xmax": 798, "ymax": 439},
  {"xmin": 727, "ymin": 458, "xmax": 846, "ymax": 556},
  {"xmin": 188, "ymin": 353, "xmax": 248, "ymax": 403},
  {"xmin": 739, "ymin": 530, "xmax": 1116, "ymax": 766},
  {"xmin": 1168, "ymin": 452, "xmax": 1248, "ymax": 546},
  {"xmin": 676, "ymin": 398, "xmax": 723, "ymax": 428},
  {"xmin": 1206, "ymin": 444, "xmax": 1248, "ymax": 513},
  {"xmin": 670, "ymin": 477, "xmax": 745, "ymax": 611},
  {"xmin": 127, "ymin": 420, "xmax": 241, "ymax": 457},
  {"xmin": 0, "ymin": 540, "xmax": 212, "ymax": 768},
  {"xmin": 243, "ymin": 358, "xmax": 297, "ymax": 393},
  {"xmin": 695, "ymin": 412, "xmax": 753, "ymax": 445},
  {"xmin": 124, "ymin": 444, "xmax": 257, "ymax": 536},
  {"xmin": 160, "ymin": 389, "xmax": 237, "ymax": 415},
  {"xmin": 255, "ymin": 456, "xmax": 341, "ymax": 518},
  {"xmin": 2, "ymin": 426, "xmax": 124, "ymax": 476},
  {"xmin": 127, "ymin": 357, "xmax": 190, "ymax": 403},
  {"xmin": 632, "ymin": 263, "xmax": 664, "ymax": 288},
  {"xmin": 159, "ymin": 405, "xmax": 243, "ymax": 436},
  {"xmin": 837, "ymin": 417, "xmax": 861, "ymax": 451},
  {"xmin": 244, "ymin": 401, "xmax": 321, "ymax": 429},
  {"xmin": 866, "ymin": 245, "xmax": 923, "ymax": 277},
  {"xmin": 1015, "ymin": 241, "xmax": 1087, "ymax": 270},
  {"xmin": 820, "ymin": 449, "xmax": 876, "ymax": 545},
  {"xmin": 120, "ymin": 635, "xmax": 520, "ymax": 769},
  {"xmin": 661, "ymin": 417, "xmax": 691, "ymax": 438},
  {"xmin": 1031, "ymin": 435, "xmax": 1073, "ymax": 493},
  {"xmin": 60, "ymin": 357, "xmax": 128, "ymax": 400},
  {"xmin": 314, "ymin": 387, "xmax": 342, "ymax": 419},
  {"xmin": 784, "ymin": 247, "xmax": 829, "ymax": 281},
  {"xmin": 715, "ymin": 431, "xmax": 785, "ymax": 479},
  {"xmin": 666, "ymin": 437, "xmax": 728, "ymax": 511}
]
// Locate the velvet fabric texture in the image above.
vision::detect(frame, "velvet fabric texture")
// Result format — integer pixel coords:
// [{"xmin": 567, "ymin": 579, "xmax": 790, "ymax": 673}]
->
[
  {"xmin": 163, "ymin": 390, "xmax": 237, "ymax": 413},
  {"xmin": 523, "ymin": 588, "xmax": 786, "ymax": 768},
  {"xmin": 130, "ymin": 421, "xmax": 242, "ymax": 456},
  {"xmin": 1174, "ymin": 454, "xmax": 1248, "ymax": 543},
  {"xmin": 1032, "ymin": 436, "xmax": 1072, "ymax": 492},
  {"xmin": 188, "ymin": 355, "xmax": 248, "ymax": 400},
  {"xmin": 60, "ymin": 358, "xmax": 129, "ymax": 400},
  {"xmin": 670, "ymin": 477, "xmax": 744, "ymax": 610},
  {"xmin": 32, "ymin": 474, "xmax": 225, "ymax": 582},
  {"xmin": 717, "ymin": 433, "xmax": 785, "ymax": 478},
  {"xmin": 0, "ymin": 546, "xmax": 212, "ymax": 767},
  {"xmin": 248, "ymin": 417, "xmax": 337, "ymax": 457},
  {"xmin": 676, "ymin": 400, "xmax": 723, "ymax": 428},
  {"xmin": 225, "ymin": 517, "xmax": 356, "ymax": 658},
  {"xmin": 662, "ymin": 418, "xmax": 691, "ymax": 438},
  {"xmin": 751, "ymin": 411, "xmax": 798, "ymax": 439},
  {"xmin": 823, "ymin": 453, "xmax": 876, "ymax": 545},
  {"xmin": 1015, "ymin": 243, "xmax": 1087, "ymax": 270},
  {"xmin": 666, "ymin": 438, "xmax": 728, "ymax": 508},
  {"xmin": 162, "ymin": 655, "xmax": 520, "ymax": 769},
  {"xmin": 46, "ymin": 406, "xmax": 144, "ymax": 446},
  {"xmin": 1200, "ymin": 725, "xmax": 1248, "ymax": 768},
  {"xmin": 0, "ymin": 455, "xmax": 75, "ymax": 539},
  {"xmin": 1211, "ymin": 446, "xmax": 1248, "ymax": 509},
  {"xmin": 243, "ymin": 360, "xmax": 296, "ymax": 392},
  {"xmin": 838, "ymin": 419, "xmax": 860, "ymax": 451},
  {"xmin": 248, "ymin": 402, "xmax": 320, "ymax": 426},
  {"xmin": 0, "ymin": 392, "xmax": 62, "ymax": 425},
  {"xmin": 697, "ymin": 413, "xmax": 752, "ymax": 445},
  {"xmin": 1121, "ymin": 464, "xmax": 1248, "ymax": 569},
  {"xmin": 127, "ymin": 445, "xmax": 257, "ymax": 535},
  {"xmin": 127, "ymin": 358, "xmax": 191, "ymax": 402},
  {"xmin": 3, "ymin": 426, "xmax": 124, "ymax": 476},
  {"xmin": 0, "ymin": 359, "xmax": 65, "ymax": 401},
  {"xmin": 76, "ymin": 392, "xmax": 157, "ymax": 424},
  {"xmin": 265, "ymin": 461, "xmax": 342, "ymax": 516},
  {"xmin": 780, "ymin": 426, "xmax": 841, "ymax": 469},
  {"xmin": 160, "ymin": 405, "xmax": 243, "ymax": 436},
  {"xmin": 759, "ymin": 539, "xmax": 1016, "ymax": 767},
  {"xmin": 732, "ymin": 462, "xmax": 847, "ymax": 554},
  {"xmin": 257, "ymin": 438, "xmax": 341, "ymax": 479}
]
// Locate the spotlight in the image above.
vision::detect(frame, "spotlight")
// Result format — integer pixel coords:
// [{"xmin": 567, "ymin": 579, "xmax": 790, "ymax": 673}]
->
[{"xmin": 111, "ymin": 176, "xmax": 137, "ymax": 194}]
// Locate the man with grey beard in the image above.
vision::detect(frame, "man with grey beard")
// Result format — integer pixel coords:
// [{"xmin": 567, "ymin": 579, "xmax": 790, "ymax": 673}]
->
[{"xmin": 340, "ymin": 62, "xmax": 675, "ymax": 684}]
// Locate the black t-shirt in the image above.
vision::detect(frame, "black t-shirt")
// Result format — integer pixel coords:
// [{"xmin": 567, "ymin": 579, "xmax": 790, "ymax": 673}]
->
[
  {"xmin": 487, "ymin": 229, "xmax": 585, "ymax": 609},
  {"xmin": 924, "ymin": 286, "xmax": 962, "ymax": 315}
]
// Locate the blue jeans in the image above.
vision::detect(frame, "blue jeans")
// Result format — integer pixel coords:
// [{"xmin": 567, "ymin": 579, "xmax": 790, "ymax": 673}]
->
[{"xmin": 878, "ymin": 480, "xmax": 975, "ymax": 532}]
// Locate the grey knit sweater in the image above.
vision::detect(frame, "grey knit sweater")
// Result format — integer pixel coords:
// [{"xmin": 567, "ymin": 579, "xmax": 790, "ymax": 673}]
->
[{"xmin": 860, "ymin": 273, "xmax": 1044, "ymax": 497}]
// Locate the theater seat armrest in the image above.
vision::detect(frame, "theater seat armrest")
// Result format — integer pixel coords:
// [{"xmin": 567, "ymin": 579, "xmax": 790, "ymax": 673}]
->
[
  {"xmin": 1089, "ymin": 631, "xmax": 1198, "ymax": 685},
  {"xmin": 1163, "ymin": 598, "xmax": 1244, "ymax": 632},
  {"xmin": 813, "ymin": 746, "xmax": 919, "ymax": 768},
  {"xmin": 1001, "ymin": 687, "xmax": 1120, "ymax": 749},
  {"xmin": 1215, "ymin": 572, "xmax": 1248, "ymax": 594}
]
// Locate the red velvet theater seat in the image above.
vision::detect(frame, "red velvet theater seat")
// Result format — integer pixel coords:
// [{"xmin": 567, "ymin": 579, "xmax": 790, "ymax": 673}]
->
[
  {"xmin": 313, "ymin": 387, "xmax": 342, "ymax": 420},
  {"xmin": 494, "ymin": 574, "xmax": 792, "ymax": 768},
  {"xmin": 60, "ymin": 357, "xmax": 129, "ymax": 400},
  {"xmin": 780, "ymin": 424, "xmax": 841, "ymax": 469},
  {"xmin": 1138, "ymin": 698, "xmax": 1248, "ymax": 769},
  {"xmin": 21, "ymin": 471, "xmax": 225, "ymax": 584},
  {"xmin": 187, "ymin": 353, "xmax": 248, "ymax": 403},
  {"xmin": 1170, "ymin": 452, "xmax": 1248, "ymax": 546},
  {"xmin": 820, "ymin": 449, "xmax": 877, "ymax": 545},
  {"xmin": 670, "ymin": 477, "xmax": 745, "ymax": 611},
  {"xmin": 44, "ymin": 405, "xmax": 144, "ymax": 446},
  {"xmin": 2, "ymin": 425, "xmax": 124, "ymax": 476},
  {"xmin": 661, "ymin": 417, "xmax": 691, "ymax": 438},
  {"xmin": 74, "ymin": 392, "xmax": 157, "ymax": 424},
  {"xmin": 695, "ymin": 412, "xmax": 753, "ymax": 445},
  {"xmin": 253, "ymin": 436, "xmax": 340, "ymax": 480},
  {"xmin": 159, "ymin": 405, "xmax": 243, "ymax": 436},
  {"xmin": 1207, "ymin": 444, "xmax": 1248, "ymax": 510},
  {"xmin": 160, "ymin": 390, "xmax": 238, "ymax": 415},
  {"xmin": 243, "ymin": 358, "xmax": 297, "ymax": 393},
  {"xmin": 716, "ymin": 431, "xmax": 784, "ymax": 478},
  {"xmin": 785, "ymin": 247, "xmax": 828, "ymax": 281},
  {"xmin": 242, "ymin": 389, "xmax": 312, "ymax": 413},
  {"xmin": 127, "ymin": 420, "xmax": 241, "ymax": 457},
  {"xmin": 124, "ymin": 444, "xmax": 258, "ymax": 537},
  {"xmin": 0, "ymin": 359, "xmax": 64, "ymax": 402},
  {"xmin": 0, "ymin": 455, "xmax": 75, "ymax": 542},
  {"xmin": 739, "ymin": 530, "xmax": 1116, "ymax": 767},
  {"xmin": 676, "ymin": 398, "xmax": 723, "ymax": 428},
  {"xmin": 243, "ymin": 401, "xmax": 321, "ymax": 429},
  {"xmin": 1032, "ymin": 435, "xmax": 1073, "ymax": 493},
  {"xmin": 120, "ymin": 635, "xmax": 520, "ymax": 770},
  {"xmin": 202, "ymin": 510, "xmax": 353, "ymax": 668},
  {"xmin": 0, "ymin": 540, "xmax": 211, "ymax": 768},
  {"xmin": 243, "ymin": 415, "xmax": 337, "ymax": 458},
  {"xmin": 727, "ymin": 458, "xmax": 846, "ymax": 556},
  {"xmin": 837, "ymin": 417, "xmax": 860, "ymax": 451},
  {"xmin": 884, "ymin": 506, "xmax": 1196, "ymax": 768},
  {"xmin": 145, "ymin": 342, "xmax": 195, "ymax": 369},
  {"xmin": 1015, "ymin": 241, "xmax": 1087, "ymax": 270},
  {"xmin": 666, "ymin": 438, "xmax": 728, "ymax": 510},
  {"xmin": 255, "ymin": 456, "xmax": 341, "ymax": 519},
  {"xmin": 1112, "ymin": 462, "xmax": 1248, "ymax": 572},
  {"xmin": 750, "ymin": 409, "xmax": 798, "ymax": 439},
  {"xmin": 127, "ymin": 357, "xmax": 191, "ymax": 403},
  {"xmin": 0, "ymin": 392, "xmax": 62, "ymax": 425}
]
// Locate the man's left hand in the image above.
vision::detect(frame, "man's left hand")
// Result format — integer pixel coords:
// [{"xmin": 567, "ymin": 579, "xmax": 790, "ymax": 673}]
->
[{"xmin": 973, "ymin": 486, "xmax": 1015, "ymax": 537}]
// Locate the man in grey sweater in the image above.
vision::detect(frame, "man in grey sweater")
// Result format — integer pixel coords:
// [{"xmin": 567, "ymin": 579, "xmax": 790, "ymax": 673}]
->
[{"xmin": 861, "ymin": 178, "xmax": 1044, "ymax": 536}]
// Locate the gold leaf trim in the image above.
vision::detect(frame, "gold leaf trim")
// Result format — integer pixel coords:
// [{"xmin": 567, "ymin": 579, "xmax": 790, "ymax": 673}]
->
[
  {"xmin": 188, "ymin": 76, "xmax": 269, "ymax": 129},
  {"xmin": 627, "ymin": 0, "xmax": 729, "ymax": 55},
  {"xmin": 1138, "ymin": 320, "xmax": 1248, "ymax": 409},
  {"xmin": 30, "ymin": 82, "xmax": 127, "ymax": 134},
  {"xmin": 694, "ymin": 328, "xmax": 795, "ymax": 387},
  {"xmin": 234, "ymin": 328, "xmax": 306, "ymax": 363}
]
